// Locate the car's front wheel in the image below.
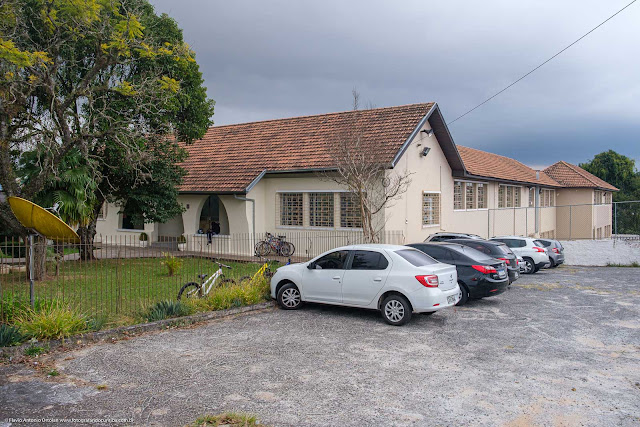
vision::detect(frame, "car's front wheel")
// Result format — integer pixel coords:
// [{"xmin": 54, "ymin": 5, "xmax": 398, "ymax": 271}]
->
[
  {"xmin": 522, "ymin": 257, "xmax": 536, "ymax": 274},
  {"xmin": 381, "ymin": 294, "xmax": 412, "ymax": 326},
  {"xmin": 277, "ymin": 283, "xmax": 302, "ymax": 310}
]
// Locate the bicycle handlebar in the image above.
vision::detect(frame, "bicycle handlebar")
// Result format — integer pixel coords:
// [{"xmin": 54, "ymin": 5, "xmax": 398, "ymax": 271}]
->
[{"xmin": 211, "ymin": 258, "xmax": 232, "ymax": 269}]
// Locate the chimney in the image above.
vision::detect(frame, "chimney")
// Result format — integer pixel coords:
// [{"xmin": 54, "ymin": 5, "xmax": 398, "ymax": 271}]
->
[{"xmin": 536, "ymin": 171, "xmax": 540, "ymax": 180}]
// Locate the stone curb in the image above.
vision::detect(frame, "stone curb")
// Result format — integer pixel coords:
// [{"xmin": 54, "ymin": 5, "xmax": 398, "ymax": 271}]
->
[{"xmin": 0, "ymin": 301, "xmax": 275, "ymax": 359}]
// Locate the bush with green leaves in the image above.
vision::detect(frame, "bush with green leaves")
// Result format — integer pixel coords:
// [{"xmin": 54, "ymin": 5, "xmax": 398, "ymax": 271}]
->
[
  {"xmin": 17, "ymin": 301, "xmax": 88, "ymax": 340},
  {"xmin": 161, "ymin": 252, "xmax": 183, "ymax": 276},
  {"xmin": 185, "ymin": 276, "xmax": 270, "ymax": 313},
  {"xmin": 0, "ymin": 324, "xmax": 25, "ymax": 347},
  {"xmin": 145, "ymin": 300, "xmax": 193, "ymax": 322}
]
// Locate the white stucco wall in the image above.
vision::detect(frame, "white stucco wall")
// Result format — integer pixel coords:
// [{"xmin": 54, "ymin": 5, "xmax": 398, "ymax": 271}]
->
[{"xmin": 560, "ymin": 239, "xmax": 640, "ymax": 266}]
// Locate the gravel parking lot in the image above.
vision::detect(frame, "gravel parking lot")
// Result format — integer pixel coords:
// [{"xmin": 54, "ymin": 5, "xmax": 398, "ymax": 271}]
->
[{"xmin": 1, "ymin": 266, "xmax": 640, "ymax": 426}]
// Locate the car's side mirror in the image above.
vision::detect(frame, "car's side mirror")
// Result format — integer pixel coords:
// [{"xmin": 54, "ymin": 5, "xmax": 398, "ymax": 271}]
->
[{"xmin": 307, "ymin": 262, "xmax": 315, "ymax": 270}]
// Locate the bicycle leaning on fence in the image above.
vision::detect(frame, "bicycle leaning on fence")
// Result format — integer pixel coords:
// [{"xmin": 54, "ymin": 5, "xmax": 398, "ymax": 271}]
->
[
  {"xmin": 254, "ymin": 232, "xmax": 295, "ymax": 257},
  {"xmin": 177, "ymin": 259, "xmax": 236, "ymax": 300}
]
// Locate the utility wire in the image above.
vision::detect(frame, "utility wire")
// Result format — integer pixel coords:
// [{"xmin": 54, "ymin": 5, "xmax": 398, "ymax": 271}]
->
[{"xmin": 447, "ymin": 0, "xmax": 638, "ymax": 125}]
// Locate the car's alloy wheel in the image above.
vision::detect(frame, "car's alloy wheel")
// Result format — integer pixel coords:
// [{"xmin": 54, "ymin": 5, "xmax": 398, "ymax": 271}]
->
[
  {"xmin": 277, "ymin": 283, "xmax": 302, "ymax": 310},
  {"xmin": 523, "ymin": 258, "xmax": 535, "ymax": 274},
  {"xmin": 381, "ymin": 295, "xmax": 412, "ymax": 326}
]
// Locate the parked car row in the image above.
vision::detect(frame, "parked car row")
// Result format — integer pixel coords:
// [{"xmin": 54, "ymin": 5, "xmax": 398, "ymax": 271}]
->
[{"xmin": 269, "ymin": 234, "xmax": 566, "ymax": 326}]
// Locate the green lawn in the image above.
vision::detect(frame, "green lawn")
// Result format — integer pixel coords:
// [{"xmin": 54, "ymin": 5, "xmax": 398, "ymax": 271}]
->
[{"xmin": 1, "ymin": 256, "xmax": 269, "ymax": 325}]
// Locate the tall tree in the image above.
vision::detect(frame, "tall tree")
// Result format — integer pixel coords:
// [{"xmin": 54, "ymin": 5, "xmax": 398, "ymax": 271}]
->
[
  {"xmin": 579, "ymin": 150, "xmax": 638, "ymax": 197},
  {"xmin": 0, "ymin": 0, "xmax": 214, "ymax": 264}
]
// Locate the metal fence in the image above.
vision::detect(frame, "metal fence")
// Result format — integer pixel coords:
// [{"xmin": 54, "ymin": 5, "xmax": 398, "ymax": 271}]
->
[
  {"xmin": 0, "ymin": 230, "xmax": 405, "ymax": 323},
  {"xmin": 484, "ymin": 201, "xmax": 640, "ymax": 240}
]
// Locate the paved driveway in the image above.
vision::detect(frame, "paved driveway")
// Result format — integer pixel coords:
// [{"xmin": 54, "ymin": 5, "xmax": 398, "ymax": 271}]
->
[{"xmin": 2, "ymin": 266, "xmax": 640, "ymax": 426}]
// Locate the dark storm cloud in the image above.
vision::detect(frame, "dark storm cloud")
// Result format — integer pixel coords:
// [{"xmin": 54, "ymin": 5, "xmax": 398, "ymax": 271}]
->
[{"xmin": 150, "ymin": 0, "xmax": 640, "ymax": 167}]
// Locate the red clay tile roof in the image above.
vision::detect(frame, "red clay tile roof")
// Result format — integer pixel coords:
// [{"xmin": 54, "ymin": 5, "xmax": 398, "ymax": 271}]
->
[
  {"xmin": 457, "ymin": 146, "xmax": 561, "ymax": 187},
  {"xmin": 180, "ymin": 103, "xmax": 434, "ymax": 192},
  {"xmin": 543, "ymin": 161, "xmax": 618, "ymax": 191}
]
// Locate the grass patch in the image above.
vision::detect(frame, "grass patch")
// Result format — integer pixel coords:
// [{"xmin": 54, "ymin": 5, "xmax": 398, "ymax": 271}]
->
[
  {"xmin": 191, "ymin": 412, "xmax": 264, "ymax": 427},
  {"xmin": 16, "ymin": 301, "xmax": 87, "ymax": 340},
  {"xmin": 184, "ymin": 276, "xmax": 270, "ymax": 313},
  {"xmin": 144, "ymin": 300, "xmax": 193, "ymax": 322},
  {"xmin": 0, "ymin": 324, "xmax": 25, "ymax": 347},
  {"xmin": 48, "ymin": 369, "xmax": 60, "ymax": 377},
  {"xmin": 1, "ymin": 257, "xmax": 268, "ymax": 327},
  {"xmin": 606, "ymin": 262, "xmax": 640, "ymax": 267},
  {"xmin": 512, "ymin": 282, "xmax": 561, "ymax": 291},
  {"xmin": 24, "ymin": 344, "xmax": 48, "ymax": 356}
]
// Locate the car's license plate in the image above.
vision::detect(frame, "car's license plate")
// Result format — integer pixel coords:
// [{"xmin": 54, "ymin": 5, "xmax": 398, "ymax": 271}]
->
[
  {"xmin": 498, "ymin": 269, "xmax": 506, "ymax": 278},
  {"xmin": 447, "ymin": 295, "xmax": 457, "ymax": 304}
]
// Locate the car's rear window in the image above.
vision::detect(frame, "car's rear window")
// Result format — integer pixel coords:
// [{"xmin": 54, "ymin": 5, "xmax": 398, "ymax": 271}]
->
[
  {"xmin": 396, "ymin": 249, "xmax": 438, "ymax": 266},
  {"xmin": 450, "ymin": 245, "xmax": 495, "ymax": 263}
]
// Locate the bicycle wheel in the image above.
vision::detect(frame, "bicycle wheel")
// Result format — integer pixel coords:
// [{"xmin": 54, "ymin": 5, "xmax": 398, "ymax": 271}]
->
[
  {"xmin": 177, "ymin": 282, "xmax": 202, "ymax": 300},
  {"xmin": 280, "ymin": 242, "xmax": 295, "ymax": 257},
  {"xmin": 255, "ymin": 241, "xmax": 270, "ymax": 257},
  {"xmin": 218, "ymin": 277, "xmax": 236, "ymax": 286},
  {"xmin": 238, "ymin": 275, "xmax": 252, "ymax": 284}
]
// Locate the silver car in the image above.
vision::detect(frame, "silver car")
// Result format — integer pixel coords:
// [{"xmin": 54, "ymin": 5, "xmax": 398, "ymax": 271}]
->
[{"xmin": 535, "ymin": 239, "xmax": 565, "ymax": 268}]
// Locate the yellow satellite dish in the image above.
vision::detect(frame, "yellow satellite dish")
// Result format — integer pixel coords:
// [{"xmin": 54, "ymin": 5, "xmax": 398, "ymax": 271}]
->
[{"xmin": 8, "ymin": 196, "xmax": 80, "ymax": 243}]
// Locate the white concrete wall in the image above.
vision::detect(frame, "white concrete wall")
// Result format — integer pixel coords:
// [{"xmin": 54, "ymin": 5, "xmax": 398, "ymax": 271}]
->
[
  {"xmin": 560, "ymin": 239, "xmax": 640, "ymax": 266},
  {"xmin": 95, "ymin": 202, "xmax": 155, "ymax": 244}
]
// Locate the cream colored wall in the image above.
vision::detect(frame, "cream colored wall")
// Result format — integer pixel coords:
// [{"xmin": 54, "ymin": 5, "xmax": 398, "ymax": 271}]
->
[
  {"xmin": 95, "ymin": 202, "xmax": 156, "ymax": 244},
  {"xmin": 385, "ymin": 120, "xmax": 452, "ymax": 241}
]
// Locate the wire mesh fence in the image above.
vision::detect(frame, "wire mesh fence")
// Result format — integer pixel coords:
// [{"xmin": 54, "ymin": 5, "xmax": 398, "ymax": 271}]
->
[
  {"xmin": 485, "ymin": 201, "xmax": 639, "ymax": 240},
  {"xmin": 0, "ymin": 230, "xmax": 405, "ymax": 324}
]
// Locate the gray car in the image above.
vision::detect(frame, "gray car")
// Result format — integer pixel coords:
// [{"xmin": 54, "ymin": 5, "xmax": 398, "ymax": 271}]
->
[{"xmin": 535, "ymin": 239, "xmax": 565, "ymax": 268}]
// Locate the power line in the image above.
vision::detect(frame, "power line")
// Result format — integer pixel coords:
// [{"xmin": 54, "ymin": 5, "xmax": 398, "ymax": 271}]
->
[{"xmin": 447, "ymin": 0, "xmax": 638, "ymax": 126}]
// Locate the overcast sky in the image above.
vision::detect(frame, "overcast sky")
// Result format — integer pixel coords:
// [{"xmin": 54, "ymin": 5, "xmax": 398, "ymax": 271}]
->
[{"xmin": 150, "ymin": 0, "xmax": 640, "ymax": 169}]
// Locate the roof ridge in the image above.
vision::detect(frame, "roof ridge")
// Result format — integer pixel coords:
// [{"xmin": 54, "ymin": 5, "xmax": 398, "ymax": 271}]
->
[
  {"xmin": 207, "ymin": 102, "xmax": 434, "ymax": 130},
  {"xmin": 458, "ymin": 145, "xmax": 538, "ymax": 170},
  {"xmin": 561, "ymin": 161, "xmax": 601, "ymax": 187}
]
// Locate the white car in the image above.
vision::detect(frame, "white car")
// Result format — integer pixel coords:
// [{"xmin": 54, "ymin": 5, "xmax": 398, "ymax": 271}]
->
[
  {"xmin": 270, "ymin": 244, "xmax": 460, "ymax": 326},
  {"xmin": 490, "ymin": 236, "xmax": 550, "ymax": 274}
]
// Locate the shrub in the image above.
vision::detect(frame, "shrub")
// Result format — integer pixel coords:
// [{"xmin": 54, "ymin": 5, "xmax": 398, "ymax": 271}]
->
[
  {"xmin": 0, "ymin": 324, "xmax": 25, "ymax": 347},
  {"xmin": 177, "ymin": 234, "xmax": 187, "ymax": 244},
  {"xmin": 17, "ymin": 301, "xmax": 87, "ymax": 340},
  {"xmin": 145, "ymin": 300, "xmax": 193, "ymax": 322},
  {"xmin": 185, "ymin": 276, "xmax": 270, "ymax": 313},
  {"xmin": 161, "ymin": 252, "xmax": 182, "ymax": 277},
  {"xmin": 86, "ymin": 314, "xmax": 108, "ymax": 332},
  {"xmin": 1, "ymin": 297, "xmax": 54, "ymax": 324},
  {"xmin": 139, "ymin": 232, "xmax": 148, "ymax": 241}
]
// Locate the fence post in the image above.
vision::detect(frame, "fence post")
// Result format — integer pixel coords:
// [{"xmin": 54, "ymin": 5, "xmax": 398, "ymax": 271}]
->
[
  {"xmin": 28, "ymin": 234, "xmax": 35, "ymax": 309},
  {"xmin": 569, "ymin": 205, "xmax": 572, "ymax": 240}
]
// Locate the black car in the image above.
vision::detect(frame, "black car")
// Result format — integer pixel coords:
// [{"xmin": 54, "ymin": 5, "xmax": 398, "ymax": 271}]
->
[
  {"xmin": 406, "ymin": 242, "xmax": 509, "ymax": 306},
  {"xmin": 425, "ymin": 232, "xmax": 484, "ymax": 242},
  {"xmin": 448, "ymin": 239, "xmax": 520, "ymax": 284}
]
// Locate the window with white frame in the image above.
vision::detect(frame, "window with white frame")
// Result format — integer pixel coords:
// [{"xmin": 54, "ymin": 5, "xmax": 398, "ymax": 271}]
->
[
  {"xmin": 528, "ymin": 188, "xmax": 534, "ymax": 207},
  {"xmin": 541, "ymin": 189, "xmax": 555, "ymax": 207},
  {"xmin": 465, "ymin": 182, "xmax": 475, "ymax": 209},
  {"xmin": 604, "ymin": 192, "xmax": 612, "ymax": 204},
  {"xmin": 279, "ymin": 193, "xmax": 304, "ymax": 226},
  {"xmin": 477, "ymin": 184, "xmax": 486, "ymax": 209},
  {"xmin": 97, "ymin": 203, "xmax": 107, "ymax": 220},
  {"xmin": 498, "ymin": 184, "xmax": 521, "ymax": 208},
  {"xmin": 594, "ymin": 190, "xmax": 606, "ymax": 205},
  {"xmin": 340, "ymin": 193, "xmax": 362, "ymax": 228},
  {"xmin": 422, "ymin": 192, "xmax": 440, "ymax": 226},
  {"xmin": 309, "ymin": 192, "xmax": 334, "ymax": 228},
  {"xmin": 454, "ymin": 180, "xmax": 486, "ymax": 210},
  {"xmin": 454, "ymin": 181, "xmax": 463, "ymax": 210}
]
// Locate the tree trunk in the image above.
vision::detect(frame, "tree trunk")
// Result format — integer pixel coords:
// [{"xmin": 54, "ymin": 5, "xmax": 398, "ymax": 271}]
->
[
  {"xmin": 77, "ymin": 219, "xmax": 97, "ymax": 261},
  {"xmin": 26, "ymin": 235, "xmax": 47, "ymax": 281}
]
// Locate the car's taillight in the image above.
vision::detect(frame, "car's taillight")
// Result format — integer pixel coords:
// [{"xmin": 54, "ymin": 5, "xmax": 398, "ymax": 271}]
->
[
  {"xmin": 533, "ymin": 247, "xmax": 545, "ymax": 252},
  {"xmin": 416, "ymin": 275, "xmax": 439, "ymax": 288},
  {"xmin": 552, "ymin": 248, "xmax": 560, "ymax": 254},
  {"xmin": 498, "ymin": 257, "xmax": 510, "ymax": 266},
  {"xmin": 472, "ymin": 265, "xmax": 497, "ymax": 274}
]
